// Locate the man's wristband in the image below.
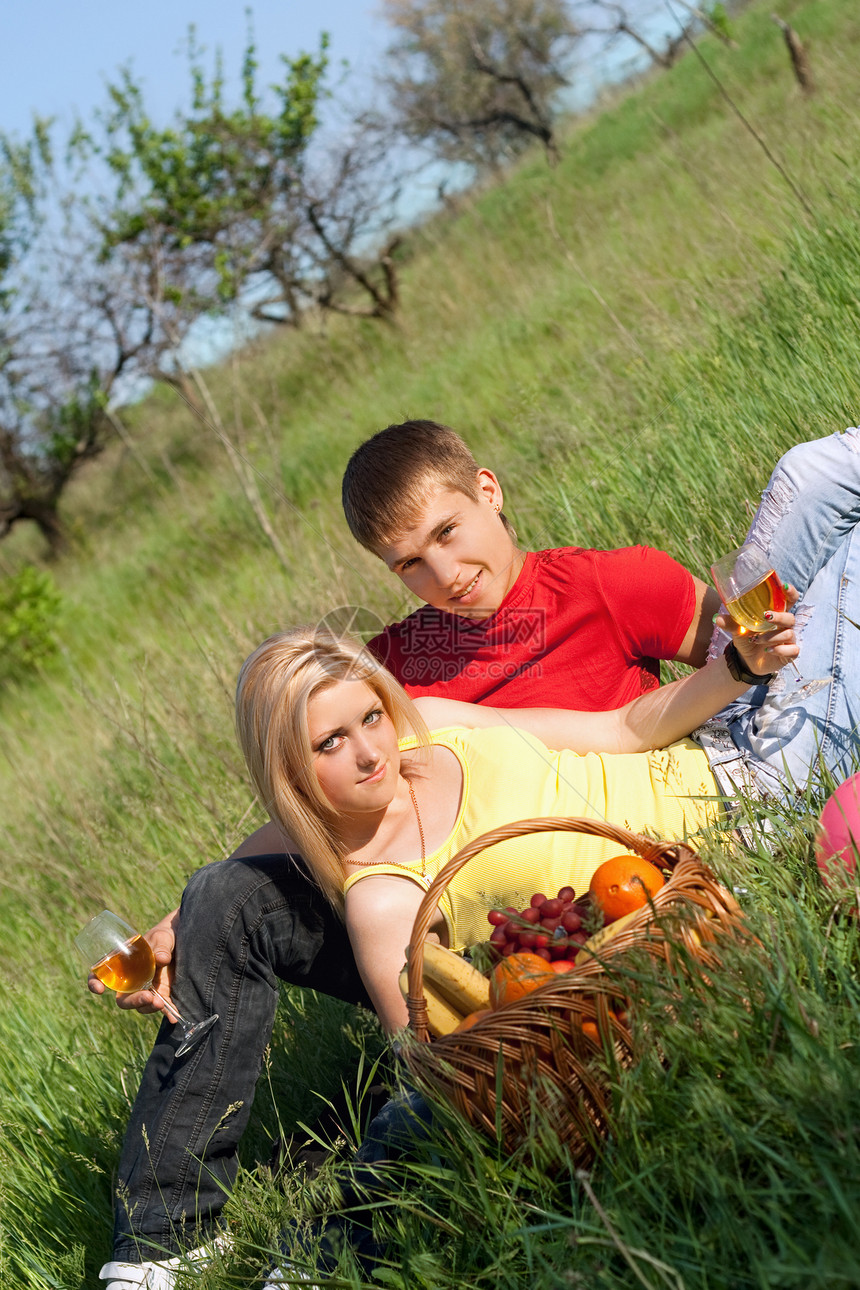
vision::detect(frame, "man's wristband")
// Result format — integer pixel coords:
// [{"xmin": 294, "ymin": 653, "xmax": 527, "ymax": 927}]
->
[{"xmin": 723, "ymin": 640, "xmax": 774, "ymax": 687}]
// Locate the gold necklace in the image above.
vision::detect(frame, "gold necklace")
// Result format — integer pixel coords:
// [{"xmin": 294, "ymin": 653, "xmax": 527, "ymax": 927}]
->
[{"xmin": 346, "ymin": 779, "xmax": 427, "ymax": 878}]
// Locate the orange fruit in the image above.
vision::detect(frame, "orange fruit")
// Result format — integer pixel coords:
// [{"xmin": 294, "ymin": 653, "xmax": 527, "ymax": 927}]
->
[
  {"xmin": 454, "ymin": 1007, "xmax": 493, "ymax": 1032},
  {"xmin": 489, "ymin": 951, "xmax": 556, "ymax": 1008},
  {"xmin": 580, "ymin": 1020, "xmax": 600, "ymax": 1044},
  {"xmin": 588, "ymin": 854, "xmax": 665, "ymax": 923}
]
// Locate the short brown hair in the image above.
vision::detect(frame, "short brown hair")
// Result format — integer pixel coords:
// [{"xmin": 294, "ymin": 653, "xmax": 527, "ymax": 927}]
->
[{"xmin": 342, "ymin": 420, "xmax": 481, "ymax": 553}]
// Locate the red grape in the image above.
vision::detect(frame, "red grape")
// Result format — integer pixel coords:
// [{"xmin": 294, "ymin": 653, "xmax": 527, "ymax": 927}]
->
[
  {"xmin": 541, "ymin": 916, "xmax": 562, "ymax": 933},
  {"xmin": 521, "ymin": 907, "xmax": 541, "ymax": 925},
  {"xmin": 557, "ymin": 886, "xmax": 576, "ymax": 903},
  {"xmin": 533, "ymin": 947, "xmax": 552, "ymax": 962},
  {"xmin": 530, "ymin": 893, "xmax": 548, "ymax": 908},
  {"xmin": 518, "ymin": 931, "xmax": 537, "ymax": 948},
  {"xmin": 533, "ymin": 932, "xmax": 550, "ymax": 949},
  {"xmin": 541, "ymin": 898, "xmax": 564, "ymax": 918},
  {"xmin": 487, "ymin": 910, "xmax": 509, "ymax": 927},
  {"xmin": 561, "ymin": 911, "xmax": 582, "ymax": 933}
]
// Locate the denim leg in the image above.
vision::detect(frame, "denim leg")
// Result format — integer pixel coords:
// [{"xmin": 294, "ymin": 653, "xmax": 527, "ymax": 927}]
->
[
  {"xmin": 735, "ymin": 529, "xmax": 860, "ymax": 787},
  {"xmin": 280, "ymin": 1089, "xmax": 435, "ymax": 1277},
  {"xmin": 112, "ymin": 854, "xmax": 370, "ymax": 1262},
  {"xmin": 708, "ymin": 430, "xmax": 860, "ymax": 789},
  {"xmin": 746, "ymin": 426, "xmax": 860, "ymax": 595}
]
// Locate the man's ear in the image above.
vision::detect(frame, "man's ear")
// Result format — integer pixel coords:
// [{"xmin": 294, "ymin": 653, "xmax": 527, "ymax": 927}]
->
[{"xmin": 475, "ymin": 467, "xmax": 503, "ymax": 511}]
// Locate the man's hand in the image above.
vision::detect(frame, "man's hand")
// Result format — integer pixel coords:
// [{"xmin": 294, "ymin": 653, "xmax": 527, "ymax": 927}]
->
[{"xmin": 87, "ymin": 908, "xmax": 180, "ymax": 1018}]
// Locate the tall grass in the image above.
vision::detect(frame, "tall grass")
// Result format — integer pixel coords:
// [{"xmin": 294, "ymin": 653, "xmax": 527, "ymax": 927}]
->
[{"xmin": 2, "ymin": 0, "xmax": 860, "ymax": 1284}]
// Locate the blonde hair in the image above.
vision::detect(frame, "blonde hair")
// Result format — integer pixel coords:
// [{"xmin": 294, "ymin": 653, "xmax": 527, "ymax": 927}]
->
[
  {"xmin": 235, "ymin": 626, "xmax": 429, "ymax": 910},
  {"xmin": 341, "ymin": 420, "xmax": 482, "ymax": 554}
]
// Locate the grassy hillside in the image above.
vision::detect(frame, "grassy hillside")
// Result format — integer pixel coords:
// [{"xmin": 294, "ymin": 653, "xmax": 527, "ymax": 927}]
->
[{"xmin": 2, "ymin": 0, "xmax": 860, "ymax": 1285}]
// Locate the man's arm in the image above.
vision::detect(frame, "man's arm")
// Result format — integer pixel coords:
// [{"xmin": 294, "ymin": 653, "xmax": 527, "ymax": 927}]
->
[{"xmin": 673, "ymin": 576, "xmax": 721, "ymax": 668}]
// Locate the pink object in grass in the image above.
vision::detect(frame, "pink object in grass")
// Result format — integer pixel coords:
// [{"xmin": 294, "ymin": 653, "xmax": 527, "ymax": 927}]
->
[{"xmin": 815, "ymin": 773, "xmax": 860, "ymax": 887}]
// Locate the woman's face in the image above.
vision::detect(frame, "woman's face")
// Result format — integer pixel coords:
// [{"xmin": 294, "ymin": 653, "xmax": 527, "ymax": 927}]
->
[{"xmin": 306, "ymin": 678, "xmax": 401, "ymax": 817}]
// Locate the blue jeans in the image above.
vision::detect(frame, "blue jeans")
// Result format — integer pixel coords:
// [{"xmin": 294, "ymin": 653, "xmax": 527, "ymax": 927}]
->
[
  {"xmin": 279, "ymin": 1088, "xmax": 434, "ymax": 1275},
  {"xmin": 710, "ymin": 427, "xmax": 860, "ymax": 790},
  {"xmin": 112, "ymin": 855, "xmax": 371, "ymax": 1262}
]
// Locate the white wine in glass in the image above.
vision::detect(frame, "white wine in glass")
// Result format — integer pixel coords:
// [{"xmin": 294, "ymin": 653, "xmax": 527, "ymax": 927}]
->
[
  {"xmin": 76, "ymin": 909, "xmax": 218, "ymax": 1057},
  {"xmin": 710, "ymin": 544, "xmax": 829, "ymax": 698}
]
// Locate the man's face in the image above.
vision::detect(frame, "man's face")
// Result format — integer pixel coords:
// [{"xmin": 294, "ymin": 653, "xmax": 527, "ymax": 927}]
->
[{"xmin": 378, "ymin": 472, "xmax": 524, "ymax": 619}]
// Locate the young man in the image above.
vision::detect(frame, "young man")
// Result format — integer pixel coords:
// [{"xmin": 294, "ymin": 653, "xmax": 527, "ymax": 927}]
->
[
  {"xmin": 98, "ymin": 419, "xmax": 719, "ymax": 1287},
  {"xmin": 344, "ymin": 420, "xmax": 718, "ymax": 707}
]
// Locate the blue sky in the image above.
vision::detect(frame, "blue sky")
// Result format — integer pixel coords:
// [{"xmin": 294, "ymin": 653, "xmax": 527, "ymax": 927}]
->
[
  {"xmin": 0, "ymin": 1, "xmax": 388, "ymax": 139},
  {"xmin": 0, "ymin": 2, "xmax": 394, "ymax": 371}
]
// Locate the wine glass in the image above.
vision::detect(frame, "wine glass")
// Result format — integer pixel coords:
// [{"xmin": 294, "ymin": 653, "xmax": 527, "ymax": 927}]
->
[
  {"xmin": 710, "ymin": 544, "xmax": 830, "ymax": 700},
  {"xmin": 75, "ymin": 909, "xmax": 218, "ymax": 1057}
]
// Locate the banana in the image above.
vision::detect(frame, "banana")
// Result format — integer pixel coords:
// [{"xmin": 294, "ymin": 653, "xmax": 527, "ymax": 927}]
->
[
  {"xmin": 399, "ymin": 965, "xmax": 464, "ymax": 1037},
  {"xmin": 421, "ymin": 941, "xmax": 491, "ymax": 1015},
  {"xmin": 574, "ymin": 909, "xmax": 641, "ymax": 964}
]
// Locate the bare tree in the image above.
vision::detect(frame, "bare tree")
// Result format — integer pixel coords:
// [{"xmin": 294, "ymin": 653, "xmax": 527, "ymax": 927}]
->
[
  {"xmin": 0, "ymin": 130, "xmax": 136, "ymax": 554},
  {"xmin": 569, "ymin": 0, "xmax": 736, "ymax": 71},
  {"xmin": 245, "ymin": 117, "xmax": 404, "ymax": 326},
  {"xmin": 78, "ymin": 30, "xmax": 405, "ymax": 333},
  {"xmin": 380, "ymin": 0, "xmax": 580, "ymax": 169}
]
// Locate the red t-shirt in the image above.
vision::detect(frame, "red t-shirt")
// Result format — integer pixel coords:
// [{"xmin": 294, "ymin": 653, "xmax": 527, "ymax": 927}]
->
[{"xmin": 367, "ymin": 546, "xmax": 696, "ymax": 711}]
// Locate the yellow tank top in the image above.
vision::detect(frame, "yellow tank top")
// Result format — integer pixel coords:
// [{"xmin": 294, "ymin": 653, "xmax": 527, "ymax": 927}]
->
[{"xmin": 343, "ymin": 726, "xmax": 720, "ymax": 951}]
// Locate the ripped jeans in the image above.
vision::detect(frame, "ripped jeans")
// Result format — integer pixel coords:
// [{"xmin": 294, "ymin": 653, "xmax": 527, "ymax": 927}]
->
[{"xmin": 705, "ymin": 426, "xmax": 860, "ymax": 795}]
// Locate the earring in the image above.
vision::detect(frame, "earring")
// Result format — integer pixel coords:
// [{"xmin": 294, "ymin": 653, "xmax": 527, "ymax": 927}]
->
[{"xmin": 493, "ymin": 503, "xmax": 501, "ymax": 513}]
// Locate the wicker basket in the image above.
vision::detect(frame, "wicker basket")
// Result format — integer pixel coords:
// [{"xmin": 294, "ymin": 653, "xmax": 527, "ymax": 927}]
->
[{"xmin": 401, "ymin": 816, "xmax": 750, "ymax": 1169}]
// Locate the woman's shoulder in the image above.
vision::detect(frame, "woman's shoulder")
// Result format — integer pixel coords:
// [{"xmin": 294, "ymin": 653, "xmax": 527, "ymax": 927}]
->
[
  {"xmin": 426, "ymin": 722, "xmax": 548, "ymax": 761},
  {"xmin": 399, "ymin": 722, "xmax": 470, "ymax": 753}
]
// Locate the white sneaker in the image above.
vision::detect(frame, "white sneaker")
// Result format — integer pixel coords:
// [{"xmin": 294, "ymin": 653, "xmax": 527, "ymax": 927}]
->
[
  {"xmin": 99, "ymin": 1234, "xmax": 231, "ymax": 1289},
  {"xmin": 262, "ymin": 1261, "xmax": 318, "ymax": 1289}
]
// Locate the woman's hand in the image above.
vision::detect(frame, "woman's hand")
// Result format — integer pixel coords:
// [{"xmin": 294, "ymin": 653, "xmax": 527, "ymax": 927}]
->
[
  {"xmin": 715, "ymin": 584, "xmax": 800, "ymax": 678},
  {"xmin": 87, "ymin": 908, "xmax": 180, "ymax": 1018}
]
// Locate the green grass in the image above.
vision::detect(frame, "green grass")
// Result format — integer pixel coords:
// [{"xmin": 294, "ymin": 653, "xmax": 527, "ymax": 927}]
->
[{"xmin": 2, "ymin": 0, "xmax": 860, "ymax": 1284}]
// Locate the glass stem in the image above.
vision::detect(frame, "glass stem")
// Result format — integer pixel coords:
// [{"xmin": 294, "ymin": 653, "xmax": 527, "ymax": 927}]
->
[{"xmin": 147, "ymin": 982, "xmax": 184, "ymax": 1024}]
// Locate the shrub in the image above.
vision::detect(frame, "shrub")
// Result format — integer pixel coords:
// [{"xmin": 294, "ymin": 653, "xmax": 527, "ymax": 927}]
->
[{"xmin": 0, "ymin": 566, "xmax": 63, "ymax": 685}]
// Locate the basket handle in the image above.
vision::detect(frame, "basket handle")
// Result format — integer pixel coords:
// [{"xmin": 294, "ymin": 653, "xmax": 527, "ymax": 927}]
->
[{"xmin": 405, "ymin": 814, "xmax": 692, "ymax": 1043}]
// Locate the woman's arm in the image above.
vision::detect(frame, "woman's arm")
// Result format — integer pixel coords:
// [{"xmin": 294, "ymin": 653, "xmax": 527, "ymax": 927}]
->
[
  {"xmin": 415, "ymin": 612, "xmax": 799, "ymax": 756},
  {"xmin": 344, "ymin": 875, "xmax": 449, "ymax": 1034}
]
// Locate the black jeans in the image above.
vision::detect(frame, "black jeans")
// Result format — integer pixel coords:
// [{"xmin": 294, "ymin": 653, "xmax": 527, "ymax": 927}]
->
[{"xmin": 112, "ymin": 854, "xmax": 371, "ymax": 1262}]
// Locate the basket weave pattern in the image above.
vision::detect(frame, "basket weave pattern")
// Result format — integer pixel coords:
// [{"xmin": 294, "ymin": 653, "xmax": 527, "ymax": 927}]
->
[{"xmin": 401, "ymin": 816, "xmax": 749, "ymax": 1167}]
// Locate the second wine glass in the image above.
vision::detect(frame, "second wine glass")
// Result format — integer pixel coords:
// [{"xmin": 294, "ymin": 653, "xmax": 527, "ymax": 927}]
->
[
  {"xmin": 76, "ymin": 909, "xmax": 218, "ymax": 1057},
  {"xmin": 710, "ymin": 544, "xmax": 830, "ymax": 700}
]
